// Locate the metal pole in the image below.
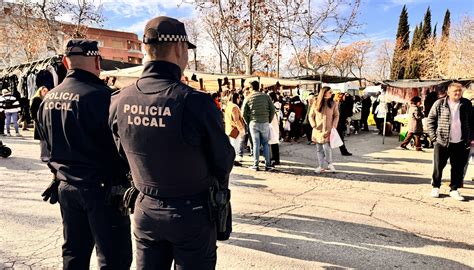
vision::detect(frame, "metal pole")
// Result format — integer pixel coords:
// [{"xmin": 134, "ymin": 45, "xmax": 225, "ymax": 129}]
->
[
  {"xmin": 276, "ymin": 22, "xmax": 281, "ymax": 78},
  {"xmin": 382, "ymin": 104, "xmax": 387, "ymax": 144}
]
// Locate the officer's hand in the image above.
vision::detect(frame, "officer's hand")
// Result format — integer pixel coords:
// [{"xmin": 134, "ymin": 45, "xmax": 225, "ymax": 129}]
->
[{"xmin": 41, "ymin": 179, "xmax": 60, "ymax": 204}]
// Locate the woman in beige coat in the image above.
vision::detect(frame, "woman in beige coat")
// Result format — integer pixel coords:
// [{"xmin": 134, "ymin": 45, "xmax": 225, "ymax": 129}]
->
[
  {"xmin": 309, "ymin": 87, "xmax": 339, "ymax": 173},
  {"xmin": 225, "ymin": 92, "xmax": 246, "ymax": 165}
]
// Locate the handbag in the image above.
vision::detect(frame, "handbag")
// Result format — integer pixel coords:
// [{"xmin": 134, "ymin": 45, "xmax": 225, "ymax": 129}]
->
[{"xmin": 229, "ymin": 127, "xmax": 239, "ymax": 139}]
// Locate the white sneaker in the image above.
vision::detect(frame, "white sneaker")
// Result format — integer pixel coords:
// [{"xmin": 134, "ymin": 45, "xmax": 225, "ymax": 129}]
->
[
  {"xmin": 327, "ymin": 164, "xmax": 336, "ymax": 173},
  {"xmin": 449, "ymin": 190, "xmax": 465, "ymax": 201},
  {"xmin": 15, "ymin": 133, "xmax": 21, "ymax": 137},
  {"xmin": 314, "ymin": 167, "xmax": 325, "ymax": 174},
  {"xmin": 431, "ymin": 188, "xmax": 440, "ymax": 198}
]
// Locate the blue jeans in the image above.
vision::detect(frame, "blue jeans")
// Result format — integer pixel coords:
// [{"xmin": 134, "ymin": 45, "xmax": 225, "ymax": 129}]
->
[
  {"xmin": 5, "ymin": 112, "xmax": 19, "ymax": 134},
  {"xmin": 249, "ymin": 121, "xmax": 271, "ymax": 167},
  {"xmin": 316, "ymin": 143, "xmax": 332, "ymax": 168}
]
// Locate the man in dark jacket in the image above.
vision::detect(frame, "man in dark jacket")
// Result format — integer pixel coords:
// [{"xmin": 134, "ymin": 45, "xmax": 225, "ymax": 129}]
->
[
  {"xmin": 427, "ymin": 82, "xmax": 472, "ymax": 201},
  {"xmin": 361, "ymin": 94, "xmax": 372, "ymax": 131},
  {"xmin": 37, "ymin": 40, "xmax": 132, "ymax": 269},
  {"xmin": 109, "ymin": 16, "xmax": 235, "ymax": 269}
]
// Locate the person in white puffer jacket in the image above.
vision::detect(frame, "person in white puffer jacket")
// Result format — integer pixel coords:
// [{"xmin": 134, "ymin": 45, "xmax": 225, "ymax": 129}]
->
[{"xmin": 1, "ymin": 89, "xmax": 21, "ymax": 136}]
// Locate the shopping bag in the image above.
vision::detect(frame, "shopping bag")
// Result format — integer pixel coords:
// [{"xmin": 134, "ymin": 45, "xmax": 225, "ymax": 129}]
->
[
  {"xmin": 330, "ymin": 128, "xmax": 343, "ymax": 148},
  {"xmin": 367, "ymin": 112, "xmax": 376, "ymax": 126},
  {"xmin": 268, "ymin": 124, "xmax": 280, "ymax": 144}
]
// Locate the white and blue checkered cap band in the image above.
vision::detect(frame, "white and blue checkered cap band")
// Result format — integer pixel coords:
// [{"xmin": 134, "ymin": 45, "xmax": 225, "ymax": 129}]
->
[
  {"xmin": 144, "ymin": 34, "xmax": 189, "ymax": 43},
  {"xmin": 85, "ymin": 50, "xmax": 100, "ymax": 56}
]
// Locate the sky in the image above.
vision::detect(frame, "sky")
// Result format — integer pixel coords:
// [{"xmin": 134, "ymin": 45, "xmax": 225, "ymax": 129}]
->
[{"xmin": 94, "ymin": 0, "xmax": 474, "ymax": 42}]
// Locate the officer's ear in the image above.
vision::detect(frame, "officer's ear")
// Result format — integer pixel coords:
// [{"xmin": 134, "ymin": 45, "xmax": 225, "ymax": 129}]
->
[
  {"xmin": 94, "ymin": 56, "xmax": 101, "ymax": 72},
  {"xmin": 173, "ymin": 42, "xmax": 182, "ymax": 59},
  {"xmin": 63, "ymin": 57, "xmax": 71, "ymax": 70}
]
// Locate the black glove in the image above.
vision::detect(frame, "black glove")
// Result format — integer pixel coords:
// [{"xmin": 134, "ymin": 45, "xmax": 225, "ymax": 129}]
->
[
  {"xmin": 41, "ymin": 179, "xmax": 60, "ymax": 204},
  {"xmin": 123, "ymin": 186, "xmax": 140, "ymax": 214}
]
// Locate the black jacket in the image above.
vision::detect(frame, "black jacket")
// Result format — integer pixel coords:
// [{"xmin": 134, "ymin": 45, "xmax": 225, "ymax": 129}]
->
[
  {"xmin": 37, "ymin": 69, "xmax": 128, "ymax": 184},
  {"xmin": 109, "ymin": 61, "xmax": 234, "ymax": 197}
]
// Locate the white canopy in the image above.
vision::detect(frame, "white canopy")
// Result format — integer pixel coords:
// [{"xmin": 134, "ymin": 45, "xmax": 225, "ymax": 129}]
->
[{"xmin": 101, "ymin": 65, "xmax": 321, "ymax": 91}]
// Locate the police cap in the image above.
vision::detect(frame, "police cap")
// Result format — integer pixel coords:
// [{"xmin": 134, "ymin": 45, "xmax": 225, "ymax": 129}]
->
[
  {"xmin": 142, "ymin": 16, "xmax": 196, "ymax": 49},
  {"xmin": 64, "ymin": 39, "xmax": 101, "ymax": 57}
]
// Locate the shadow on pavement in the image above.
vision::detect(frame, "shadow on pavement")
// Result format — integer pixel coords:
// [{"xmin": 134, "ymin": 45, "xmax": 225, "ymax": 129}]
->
[
  {"xmin": 273, "ymin": 155, "xmax": 431, "ymax": 185},
  {"xmin": 231, "ymin": 213, "xmax": 473, "ymax": 269},
  {"xmin": 0, "ymin": 156, "xmax": 46, "ymax": 171}
]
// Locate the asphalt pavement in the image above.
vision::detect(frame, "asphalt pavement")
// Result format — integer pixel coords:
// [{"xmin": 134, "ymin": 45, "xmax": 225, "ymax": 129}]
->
[{"xmin": 0, "ymin": 129, "xmax": 472, "ymax": 269}]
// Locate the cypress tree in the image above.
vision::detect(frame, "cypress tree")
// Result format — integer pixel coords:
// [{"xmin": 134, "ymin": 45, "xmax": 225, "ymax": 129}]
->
[
  {"xmin": 391, "ymin": 5, "xmax": 410, "ymax": 79},
  {"xmin": 411, "ymin": 25, "xmax": 419, "ymax": 48},
  {"xmin": 422, "ymin": 6, "xmax": 432, "ymax": 42},
  {"xmin": 441, "ymin": 9, "xmax": 450, "ymax": 41},
  {"xmin": 433, "ymin": 23, "xmax": 437, "ymax": 40}
]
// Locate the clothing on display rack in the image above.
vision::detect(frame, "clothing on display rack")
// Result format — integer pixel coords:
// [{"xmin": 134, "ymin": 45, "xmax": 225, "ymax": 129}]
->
[{"xmin": 0, "ymin": 56, "xmax": 66, "ymax": 125}]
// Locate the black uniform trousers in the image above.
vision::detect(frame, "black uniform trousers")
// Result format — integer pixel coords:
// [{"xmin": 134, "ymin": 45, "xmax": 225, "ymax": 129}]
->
[
  {"xmin": 432, "ymin": 142, "xmax": 470, "ymax": 190},
  {"xmin": 58, "ymin": 181, "xmax": 132, "ymax": 270},
  {"xmin": 134, "ymin": 192, "xmax": 217, "ymax": 270}
]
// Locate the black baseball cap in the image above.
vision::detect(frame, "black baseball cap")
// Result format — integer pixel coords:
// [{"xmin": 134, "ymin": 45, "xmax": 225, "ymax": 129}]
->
[
  {"xmin": 64, "ymin": 39, "xmax": 101, "ymax": 57},
  {"xmin": 142, "ymin": 16, "xmax": 196, "ymax": 49}
]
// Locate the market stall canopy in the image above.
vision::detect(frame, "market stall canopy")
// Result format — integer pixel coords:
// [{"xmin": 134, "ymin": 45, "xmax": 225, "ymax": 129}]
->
[
  {"xmin": 101, "ymin": 65, "xmax": 321, "ymax": 91},
  {"xmin": 290, "ymin": 74, "xmax": 361, "ymax": 84},
  {"xmin": 382, "ymin": 79, "xmax": 452, "ymax": 89},
  {"xmin": 381, "ymin": 79, "xmax": 472, "ymax": 103}
]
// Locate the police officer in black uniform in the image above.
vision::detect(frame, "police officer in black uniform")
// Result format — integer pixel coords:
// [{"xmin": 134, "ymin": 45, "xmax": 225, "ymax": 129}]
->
[
  {"xmin": 37, "ymin": 40, "xmax": 132, "ymax": 269},
  {"xmin": 109, "ymin": 16, "xmax": 235, "ymax": 269}
]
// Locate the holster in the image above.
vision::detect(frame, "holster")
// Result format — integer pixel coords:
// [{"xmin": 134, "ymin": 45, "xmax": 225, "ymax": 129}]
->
[
  {"xmin": 209, "ymin": 184, "xmax": 232, "ymax": 241},
  {"xmin": 123, "ymin": 185, "xmax": 140, "ymax": 214},
  {"xmin": 105, "ymin": 176, "xmax": 132, "ymax": 216}
]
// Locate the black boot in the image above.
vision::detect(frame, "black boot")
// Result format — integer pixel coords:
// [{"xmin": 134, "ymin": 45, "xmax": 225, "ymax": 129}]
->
[{"xmin": 340, "ymin": 145, "xmax": 352, "ymax": 156}]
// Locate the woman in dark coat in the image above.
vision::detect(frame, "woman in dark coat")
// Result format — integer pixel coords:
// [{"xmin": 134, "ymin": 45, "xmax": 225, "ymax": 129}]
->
[
  {"xmin": 400, "ymin": 96, "xmax": 424, "ymax": 151},
  {"xmin": 30, "ymin": 86, "xmax": 49, "ymax": 161}
]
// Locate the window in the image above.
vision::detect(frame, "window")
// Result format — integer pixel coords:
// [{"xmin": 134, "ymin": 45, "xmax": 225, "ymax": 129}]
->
[
  {"xmin": 97, "ymin": 40, "xmax": 104, "ymax": 47},
  {"xmin": 112, "ymin": 40, "xmax": 124, "ymax": 49}
]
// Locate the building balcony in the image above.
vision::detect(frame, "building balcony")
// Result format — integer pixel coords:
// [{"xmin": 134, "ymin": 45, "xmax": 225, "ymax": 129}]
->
[{"xmin": 128, "ymin": 49, "xmax": 143, "ymax": 54}]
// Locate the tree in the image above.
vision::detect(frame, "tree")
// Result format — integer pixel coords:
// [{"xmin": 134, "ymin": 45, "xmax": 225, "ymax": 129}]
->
[
  {"xmin": 64, "ymin": 0, "xmax": 104, "ymax": 38},
  {"xmin": 331, "ymin": 45, "xmax": 355, "ymax": 78},
  {"xmin": 447, "ymin": 16, "xmax": 474, "ymax": 78},
  {"xmin": 390, "ymin": 5, "xmax": 410, "ymax": 79},
  {"xmin": 183, "ymin": 18, "xmax": 202, "ymax": 71},
  {"xmin": 405, "ymin": 7, "xmax": 433, "ymax": 79},
  {"xmin": 441, "ymin": 9, "xmax": 451, "ymax": 42},
  {"xmin": 196, "ymin": 0, "xmax": 274, "ymax": 75},
  {"xmin": 281, "ymin": 0, "xmax": 361, "ymax": 77},
  {"xmin": 421, "ymin": 6, "xmax": 431, "ymax": 47},
  {"xmin": 1, "ymin": 0, "xmax": 104, "ymax": 64},
  {"xmin": 201, "ymin": 8, "xmax": 242, "ymax": 73},
  {"xmin": 350, "ymin": 41, "xmax": 372, "ymax": 86},
  {"xmin": 369, "ymin": 40, "xmax": 394, "ymax": 81}
]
